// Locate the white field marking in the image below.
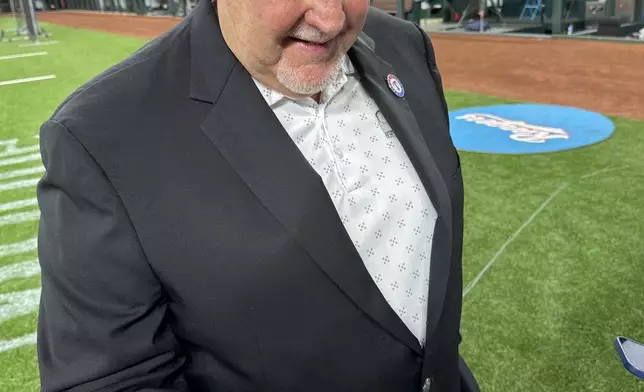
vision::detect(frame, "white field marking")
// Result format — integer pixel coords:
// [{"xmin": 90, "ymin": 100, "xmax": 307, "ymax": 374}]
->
[
  {"xmin": 0, "ymin": 259, "xmax": 40, "ymax": 283},
  {"xmin": 0, "ymin": 178, "xmax": 39, "ymax": 192},
  {"xmin": 0, "ymin": 262, "xmax": 42, "ymax": 352},
  {"xmin": 0, "ymin": 288, "xmax": 41, "ymax": 324},
  {"xmin": 6, "ymin": 36, "xmax": 31, "ymax": 41},
  {"xmin": 0, "ymin": 139, "xmax": 41, "ymax": 159},
  {"xmin": 0, "ymin": 145, "xmax": 40, "ymax": 159},
  {"xmin": 0, "ymin": 198, "xmax": 38, "ymax": 213},
  {"xmin": 463, "ymin": 165, "xmax": 631, "ymax": 298},
  {"xmin": 634, "ymin": 308, "xmax": 644, "ymax": 319},
  {"xmin": 19, "ymin": 40, "xmax": 58, "ymax": 47},
  {"xmin": 0, "ymin": 332, "xmax": 37, "ymax": 352},
  {"xmin": 0, "ymin": 238, "xmax": 37, "ymax": 258},
  {"xmin": 0, "ymin": 166, "xmax": 44, "ymax": 181},
  {"xmin": 0, "ymin": 152, "xmax": 41, "ymax": 167},
  {"xmin": 0, "ymin": 51, "xmax": 48, "ymax": 61},
  {"xmin": 0, "ymin": 75, "xmax": 56, "ymax": 87},
  {"xmin": 0, "ymin": 258, "xmax": 41, "ymax": 353},
  {"xmin": 579, "ymin": 166, "xmax": 629, "ymax": 180},
  {"xmin": 0, "ymin": 210, "xmax": 40, "ymax": 227},
  {"xmin": 462, "ymin": 181, "xmax": 570, "ymax": 298}
]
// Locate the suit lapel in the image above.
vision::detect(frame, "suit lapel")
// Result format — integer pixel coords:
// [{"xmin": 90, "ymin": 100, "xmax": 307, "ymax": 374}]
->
[
  {"xmin": 348, "ymin": 35, "xmax": 454, "ymax": 344},
  {"xmin": 190, "ymin": 1, "xmax": 421, "ymax": 355}
]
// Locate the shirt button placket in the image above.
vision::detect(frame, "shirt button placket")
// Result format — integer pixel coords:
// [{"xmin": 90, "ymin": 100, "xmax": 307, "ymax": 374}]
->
[{"xmin": 320, "ymin": 104, "xmax": 347, "ymax": 190}]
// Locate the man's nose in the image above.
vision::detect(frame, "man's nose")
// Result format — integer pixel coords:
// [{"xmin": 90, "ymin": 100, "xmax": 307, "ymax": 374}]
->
[{"xmin": 304, "ymin": 0, "xmax": 346, "ymax": 38}]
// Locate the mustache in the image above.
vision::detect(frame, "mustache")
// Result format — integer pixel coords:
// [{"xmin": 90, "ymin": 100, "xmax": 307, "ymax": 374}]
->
[{"xmin": 288, "ymin": 25, "xmax": 334, "ymax": 44}]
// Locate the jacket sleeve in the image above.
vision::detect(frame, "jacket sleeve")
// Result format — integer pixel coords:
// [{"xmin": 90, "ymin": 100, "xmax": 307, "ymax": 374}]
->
[{"xmin": 37, "ymin": 119, "xmax": 188, "ymax": 392}]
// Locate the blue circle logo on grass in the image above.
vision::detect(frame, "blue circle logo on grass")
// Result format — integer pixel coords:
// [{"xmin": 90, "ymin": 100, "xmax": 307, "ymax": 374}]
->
[{"xmin": 448, "ymin": 104, "xmax": 614, "ymax": 154}]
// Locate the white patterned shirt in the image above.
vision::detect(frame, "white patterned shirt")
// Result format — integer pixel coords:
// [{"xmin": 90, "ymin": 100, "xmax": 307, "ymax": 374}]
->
[{"xmin": 253, "ymin": 56, "xmax": 438, "ymax": 345}]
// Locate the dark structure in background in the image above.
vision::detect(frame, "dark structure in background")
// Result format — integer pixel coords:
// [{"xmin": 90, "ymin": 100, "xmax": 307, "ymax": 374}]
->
[
  {"xmin": 39, "ymin": 0, "xmax": 190, "ymax": 15},
  {"xmin": 19, "ymin": 0, "xmax": 39, "ymax": 39},
  {"xmin": 443, "ymin": 0, "xmax": 642, "ymax": 21},
  {"xmin": 0, "ymin": 0, "xmax": 50, "ymax": 41},
  {"xmin": 4, "ymin": 0, "xmax": 640, "ymax": 38},
  {"xmin": 431, "ymin": 0, "xmax": 642, "ymax": 35},
  {"xmin": 370, "ymin": 0, "xmax": 643, "ymax": 36}
]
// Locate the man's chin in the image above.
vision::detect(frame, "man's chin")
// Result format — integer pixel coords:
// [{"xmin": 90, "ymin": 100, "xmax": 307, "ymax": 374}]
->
[
  {"xmin": 281, "ymin": 79, "xmax": 327, "ymax": 97},
  {"xmin": 277, "ymin": 59, "xmax": 342, "ymax": 97}
]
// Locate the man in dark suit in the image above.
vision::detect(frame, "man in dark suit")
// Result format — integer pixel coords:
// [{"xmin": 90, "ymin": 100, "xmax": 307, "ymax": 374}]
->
[{"xmin": 37, "ymin": 0, "xmax": 479, "ymax": 391}]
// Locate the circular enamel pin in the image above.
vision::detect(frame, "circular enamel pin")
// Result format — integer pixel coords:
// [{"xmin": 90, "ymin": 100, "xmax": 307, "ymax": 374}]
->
[{"xmin": 386, "ymin": 74, "xmax": 405, "ymax": 98}]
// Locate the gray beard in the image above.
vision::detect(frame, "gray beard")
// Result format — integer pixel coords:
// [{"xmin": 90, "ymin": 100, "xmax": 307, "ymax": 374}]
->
[{"xmin": 276, "ymin": 55, "xmax": 343, "ymax": 97}]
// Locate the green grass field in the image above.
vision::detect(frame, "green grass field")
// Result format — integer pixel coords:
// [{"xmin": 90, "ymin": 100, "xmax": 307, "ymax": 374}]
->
[{"xmin": 1, "ymin": 18, "xmax": 643, "ymax": 391}]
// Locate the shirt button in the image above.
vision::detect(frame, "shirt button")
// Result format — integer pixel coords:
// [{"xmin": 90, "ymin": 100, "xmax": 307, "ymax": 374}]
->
[
  {"xmin": 421, "ymin": 378, "xmax": 432, "ymax": 392},
  {"xmin": 333, "ymin": 148, "xmax": 344, "ymax": 159}
]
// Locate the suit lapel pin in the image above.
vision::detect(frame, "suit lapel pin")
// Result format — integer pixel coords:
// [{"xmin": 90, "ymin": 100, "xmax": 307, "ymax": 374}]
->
[{"xmin": 386, "ymin": 74, "xmax": 405, "ymax": 98}]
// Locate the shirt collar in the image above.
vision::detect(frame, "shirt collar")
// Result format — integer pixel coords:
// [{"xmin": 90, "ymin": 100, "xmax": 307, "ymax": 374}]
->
[{"xmin": 254, "ymin": 55, "xmax": 355, "ymax": 108}]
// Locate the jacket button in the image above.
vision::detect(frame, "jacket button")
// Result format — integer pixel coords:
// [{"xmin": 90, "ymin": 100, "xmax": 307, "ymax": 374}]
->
[{"xmin": 421, "ymin": 377, "xmax": 432, "ymax": 392}]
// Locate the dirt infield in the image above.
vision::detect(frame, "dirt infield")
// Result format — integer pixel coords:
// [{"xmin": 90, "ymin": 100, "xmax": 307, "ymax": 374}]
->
[
  {"xmin": 430, "ymin": 34, "xmax": 644, "ymax": 120},
  {"xmin": 38, "ymin": 11, "xmax": 644, "ymax": 119},
  {"xmin": 38, "ymin": 11, "xmax": 181, "ymax": 39}
]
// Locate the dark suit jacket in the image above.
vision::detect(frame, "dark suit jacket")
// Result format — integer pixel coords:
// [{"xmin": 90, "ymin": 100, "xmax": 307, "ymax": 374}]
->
[{"xmin": 36, "ymin": 1, "xmax": 477, "ymax": 391}]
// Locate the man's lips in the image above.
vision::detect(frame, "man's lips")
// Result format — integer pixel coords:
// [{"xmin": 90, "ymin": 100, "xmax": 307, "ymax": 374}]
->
[{"xmin": 286, "ymin": 37, "xmax": 333, "ymax": 53}]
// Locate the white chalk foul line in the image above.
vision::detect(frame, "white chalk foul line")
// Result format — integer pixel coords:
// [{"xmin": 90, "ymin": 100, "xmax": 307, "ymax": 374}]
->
[
  {"xmin": 0, "ymin": 75, "xmax": 56, "ymax": 87},
  {"xmin": 0, "ymin": 332, "xmax": 37, "ymax": 353},
  {"xmin": 578, "ymin": 166, "xmax": 629, "ymax": 180},
  {"xmin": 0, "ymin": 258, "xmax": 41, "ymax": 353},
  {"xmin": 19, "ymin": 40, "xmax": 58, "ymax": 47},
  {"xmin": 0, "ymin": 141, "xmax": 40, "ymax": 159},
  {"xmin": 0, "ymin": 259, "xmax": 41, "ymax": 353},
  {"xmin": 0, "ymin": 238, "xmax": 38, "ymax": 258},
  {"xmin": 0, "ymin": 259, "xmax": 40, "ymax": 283},
  {"xmin": 0, "ymin": 51, "xmax": 48, "ymax": 61},
  {"xmin": 0, "ymin": 198, "xmax": 38, "ymax": 213},
  {"xmin": 0, "ymin": 210, "xmax": 40, "ymax": 227},
  {"xmin": 463, "ymin": 166, "xmax": 630, "ymax": 298},
  {"xmin": 0, "ymin": 178, "xmax": 40, "ymax": 192},
  {"xmin": 0, "ymin": 166, "xmax": 43, "ymax": 181},
  {"xmin": 5, "ymin": 36, "xmax": 31, "ymax": 41},
  {"xmin": 0, "ymin": 152, "xmax": 42, "ymax": 168},
  {"xmin": 463, "ymin": 181, "xmax": 570, "ymax": 298},
  {"xmin": 0, "ymin": 288, "xmax": 41, "ymax": 324}
]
